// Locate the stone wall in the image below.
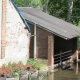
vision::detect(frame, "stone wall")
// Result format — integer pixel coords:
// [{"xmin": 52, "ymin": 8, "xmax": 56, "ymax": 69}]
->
[{"xmin": 0, "ymin": 0, "xmax": 30, "ymax": 65}]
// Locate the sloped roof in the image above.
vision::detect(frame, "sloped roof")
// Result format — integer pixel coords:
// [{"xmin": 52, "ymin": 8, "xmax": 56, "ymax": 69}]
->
[{"xmin": 19, "ymin": 7, "xmax": 80, "ymax": 40}]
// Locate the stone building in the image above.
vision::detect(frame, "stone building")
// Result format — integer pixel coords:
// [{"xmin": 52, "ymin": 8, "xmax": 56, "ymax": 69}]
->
[{"xmin": 0, "ymin": 0, "xmax": 30, "ymax": 66}]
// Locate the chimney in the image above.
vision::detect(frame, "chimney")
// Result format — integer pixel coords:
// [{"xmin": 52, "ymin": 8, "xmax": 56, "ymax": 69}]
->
[{"xmin": 1, "ymin": 0, "xmax": 6, "ymax": 59}]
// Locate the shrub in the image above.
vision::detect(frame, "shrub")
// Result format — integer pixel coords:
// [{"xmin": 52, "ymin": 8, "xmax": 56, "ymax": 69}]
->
[
  {"xmin": 38, "ymin": 75, "xmax": 44, "ymax": 80},
  {"xmin": 18, "ymin": 61, "xmax": 23, "ymax": 65},
  {"xmin": 27, "ymin": 58, "xmax": 44, "ymax": 70},
  {"xmin": 8, "ymin": 61, "xmax": 12, "ymax": 68},
  {"xmin": 11, "ymin": 70, "xmax": 18, "ymax": 78}
]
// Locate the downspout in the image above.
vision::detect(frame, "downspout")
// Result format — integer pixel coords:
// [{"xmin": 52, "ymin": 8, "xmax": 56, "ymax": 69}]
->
[{"xmin": 10, "ymin": 0, "xmax": 31, "ymax": 34}]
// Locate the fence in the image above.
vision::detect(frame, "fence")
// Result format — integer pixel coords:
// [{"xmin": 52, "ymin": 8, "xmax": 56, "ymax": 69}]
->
[{"xmin": 54, "ymin": 50, "xmax": 72, "ymax": 64}]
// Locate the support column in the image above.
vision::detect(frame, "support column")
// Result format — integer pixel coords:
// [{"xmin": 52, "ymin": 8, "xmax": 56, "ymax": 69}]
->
[
  {"xmin": 72, "ymin": 38, "xmax": 78, "ymax": 62},
  {"xmin": 75, "ymin": 50, "xmax": 78, "ymax": 62},
  {"xmin": 75, "ymin": 63, "xmax": 78, "ymax": 74},
  {"xmin": 48, "ymin": 35, "xmax": 54, "ymax": 67},
  {"xmin": 75, "ymin": 38, "xmax": 78, "ymax": 62},
  {"xmin": 1, "ymin": 0, "xmax": 6, "ymax": 59},
  {"xmin": 34, "ymin": 23, "xmax": 37, "ymax": 59}
]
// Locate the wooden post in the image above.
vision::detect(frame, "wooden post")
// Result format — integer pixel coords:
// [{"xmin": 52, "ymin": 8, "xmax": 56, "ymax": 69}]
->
[
  {"xmin": 75, "ymin": 38, "xmax": 78, "ymax": 62},
  {"xmin": 34, "ymin": 23, "xmax": 37, "ymax": 59},
  {"xmin": 72, "ymin": 38, "xmax": 78, "ymax": 62},
  {"xmin": 48, "ymin": 35, "xmax": 54, "ymax": 68},
  {"xmin": 75, "ymin": 63, "xmax": 78, "ymax": 74},
  {"xmin": 75, "ymin": 50, "xmax": 78, "ymax": 62}
]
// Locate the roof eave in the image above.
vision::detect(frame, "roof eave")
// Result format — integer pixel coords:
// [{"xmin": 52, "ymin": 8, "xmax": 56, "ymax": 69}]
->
[{"xmin": 26, "ymin": 20, "xmax": 77, "ymax": 40}]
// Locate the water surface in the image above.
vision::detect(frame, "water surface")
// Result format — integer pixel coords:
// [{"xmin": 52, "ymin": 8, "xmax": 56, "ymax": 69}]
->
[{"xmin": 41, "ymin": 63, "xmax": 80, "ymax": 80}]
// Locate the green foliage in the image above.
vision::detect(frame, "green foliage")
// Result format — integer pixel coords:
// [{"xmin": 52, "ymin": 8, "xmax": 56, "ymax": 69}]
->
[
  {"xmin": 28, "ymin": 74, "xmax": 32, "ymax": 80},
  {"xmin": 14, "ymin": 0, "xmax": 30, "ymax": 7},
  {"xmin": 18, "ymin": 69, "xmax": 23, "ymax": 76},
  {"xmin": 48, "ymin": 0, "xmax": 80, "ymax": 25},
  {"xmin": 8, "ymin": 61, "xmax": 12, "ymax": 68},
  {"xmin": 48, "ymin": 0, "xmax": 68, "ymax": 20},
  {"xmin": 11, "ymin": 70, "xmax": 19, "ymax": 78},
  {"xmin": 11, "ymin": 69, "xmax": 22, "ymax": 78},
  {"xmin": 8, "ymin": 61, "xmax": 23, "ymax": 77},
  {"xmin": 71, "ymin": 0, "xmax": 80, "ymax": 25},
  {"xmin": 14, "ymin": 0, "xmax": 80, "ymax": 25},
  {"xmin": 38, "ymin": 75, "xmax": 44, "ymax": 80},
  {"xmin": 18, "ymin": 61, "xmax": 23, "ymax": 65},
  {"xmin": 14, "ymin": 0, "xmax": 42, "ymax": 8},
  {"xmin": 27, "ymin": 58, "xmax": 44, "ymax": 70}
]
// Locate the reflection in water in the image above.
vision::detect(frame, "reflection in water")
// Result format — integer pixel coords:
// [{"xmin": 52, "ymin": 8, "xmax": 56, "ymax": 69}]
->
[
  {"xmin": 70, "ymin": 63, "xmax": 78, "ymax": 74},
  {"xmin": 42, "ymin": 73, "xmax": 54, "ymax": 80},
  {"xmin": 43, "ymin": 63, "xmax": 80, "ymax": 80},
  {"xmin": 73, "ymin": 63, "xmax": 78, "ymax": 75}
]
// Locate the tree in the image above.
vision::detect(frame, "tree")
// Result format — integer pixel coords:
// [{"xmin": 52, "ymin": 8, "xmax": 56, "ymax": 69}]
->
[
  {"xmin": 40, "ymin": 0, "xmax": 49, "ymax": 12},
  {"xmin": 45, "ymin": 0, "xmax": 49, "ymax": 12},
  {"xmin": 71, "ymin": 0, "xmax": 80, "ymax": 25},
  {"xmin": 14, "ymin": 0, "xmax": 31, "ymax": 7},
  {"xmin": 67, "ymin": 0, "xmax": 73, "ymax": 22},
  {"xmin": 14, "ymin": 0, "xmax": 40, "ymax": 8},
  {"xmin": 48, "ymin": 0, "xmax": 68, "ymax": 20},
  {"xmin": 14, "ymin": 0, "xmax": 80, "ymax": 25},
  {"xmin": 48, "ymin": 0, "xmax": 80, "ymax": 25}
]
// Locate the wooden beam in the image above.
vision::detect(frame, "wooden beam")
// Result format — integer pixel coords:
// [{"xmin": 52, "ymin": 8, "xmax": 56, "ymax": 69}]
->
[
  {"xmin": 75, "ymin": 38, "xmax": 78, "ymax": 62},
  {"xmin": 72, "ymin": 38, "xmax": 78, "ymax": 62},
  {"xmin": 48, "ymin": 35, "xmax": 54, "ymax": 67}
]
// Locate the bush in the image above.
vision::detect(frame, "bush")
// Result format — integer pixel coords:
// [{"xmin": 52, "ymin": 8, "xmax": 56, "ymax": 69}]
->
[
  {"xmin": 8, "ymin": 61, "xmax": 12, "ymax": 68},
  {"xmin": 18, "ymin": 61, "xmax": 23, "ymax": 65},
  {"xmin": 27, "ymin": 59, "xmax": 44, "ymax": 70}
]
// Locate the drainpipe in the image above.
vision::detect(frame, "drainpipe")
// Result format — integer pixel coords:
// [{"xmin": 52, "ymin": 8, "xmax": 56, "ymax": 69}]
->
[{"xmin": 34, "ymin": 23, "xmax": 36, "ymax": 59}]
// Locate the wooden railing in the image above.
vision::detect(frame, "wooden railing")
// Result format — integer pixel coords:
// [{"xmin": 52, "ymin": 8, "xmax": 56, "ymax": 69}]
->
[{"xmin": 54, "ymin": 50, "xmax": 72, "ymax": 64}]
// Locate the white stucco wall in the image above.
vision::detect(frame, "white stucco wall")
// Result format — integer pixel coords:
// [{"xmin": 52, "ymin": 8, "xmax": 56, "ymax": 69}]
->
[
  {"xmin": 3, "ymin": 0, "xmax": 30, "ymax": 64},
  {"xmin": 0, "ymin": 0, "xmax": 2, "ymax": 59}
]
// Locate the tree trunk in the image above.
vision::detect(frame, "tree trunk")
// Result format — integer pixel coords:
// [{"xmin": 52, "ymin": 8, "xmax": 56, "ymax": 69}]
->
[
  {"xmin": 41, "ymin": 0, "xmax": 49, "ymax": 12},
  {"xmin": 45, "ymin": 0, "xmax": 49, "ymax": 12},
  {"xmin": 67, "ymin": 0, "xmax": 73, "ymax": 22}
]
